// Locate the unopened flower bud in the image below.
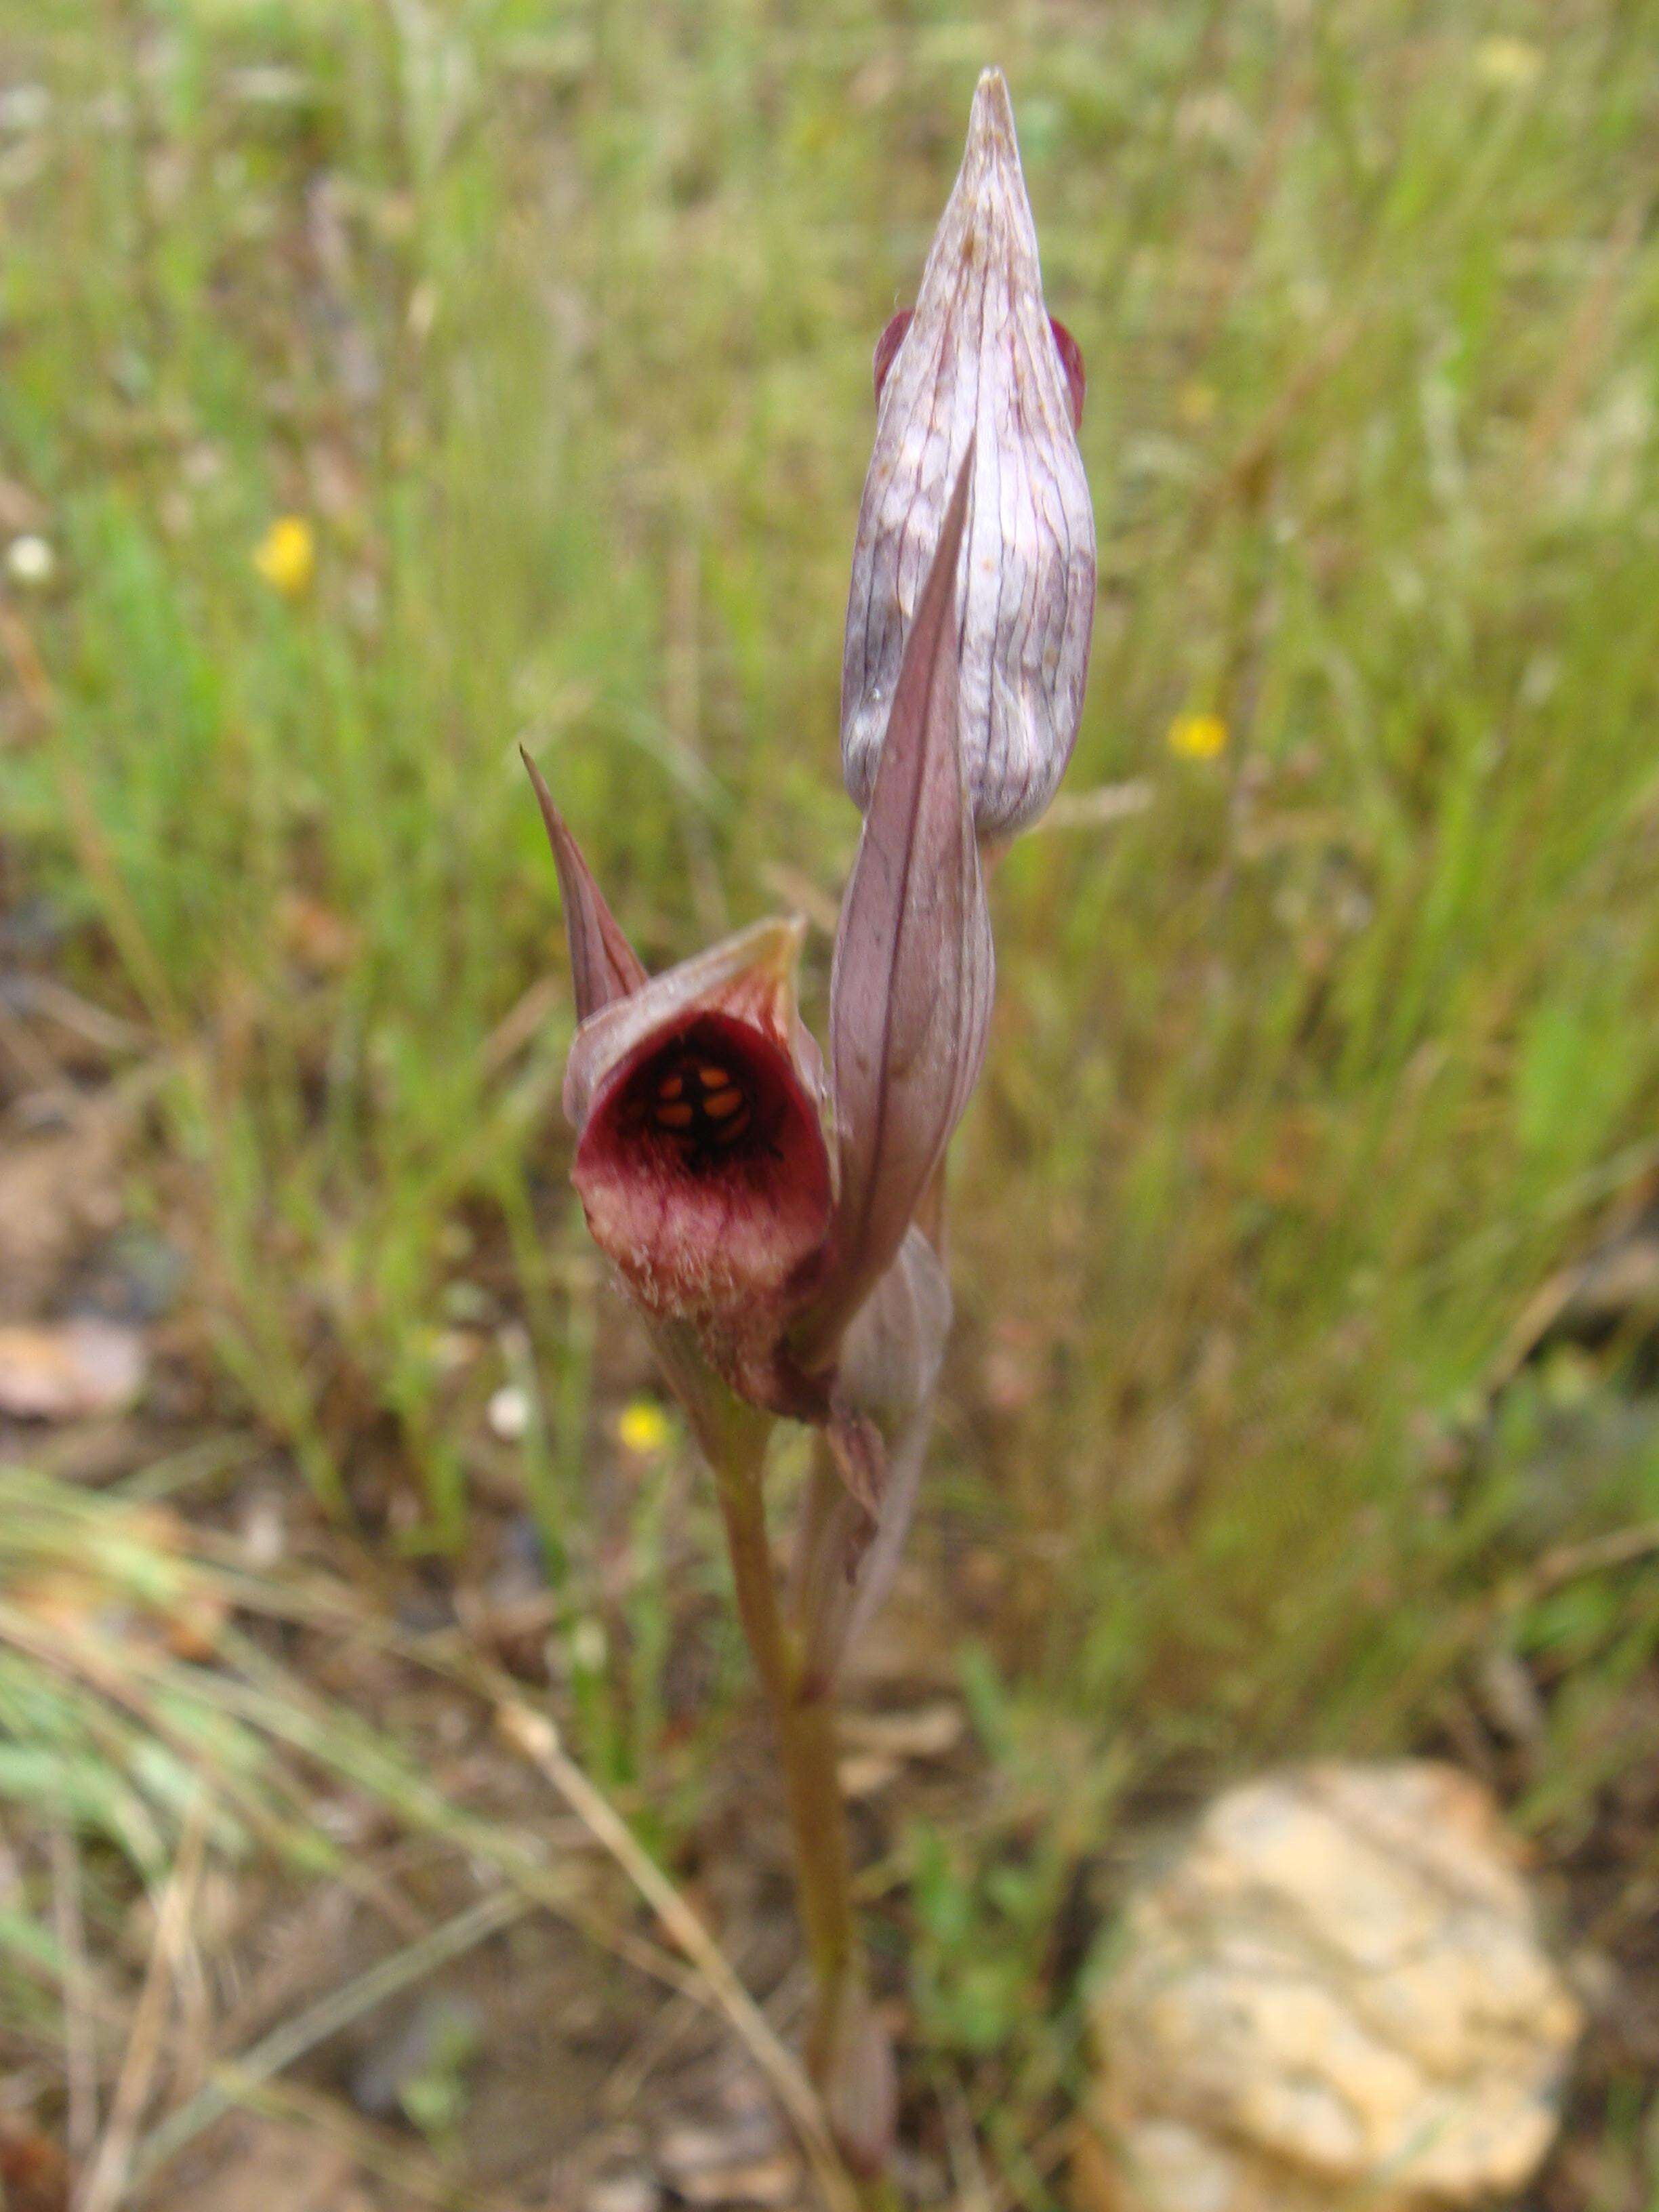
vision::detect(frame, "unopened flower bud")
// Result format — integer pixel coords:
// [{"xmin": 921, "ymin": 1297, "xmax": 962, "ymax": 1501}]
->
[{"xmin": 842, "ymin": 67, "xmax": 1096, "ymax": 839}]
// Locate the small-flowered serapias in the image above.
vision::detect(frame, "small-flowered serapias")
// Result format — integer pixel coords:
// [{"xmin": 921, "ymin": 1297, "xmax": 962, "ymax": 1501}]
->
[
  {"xmin": 842, "ymin": 67, "xmax": 1097, "ymax": 842},
  {"xmin": 526, "ymin": 73, "xmax": 1095, "ymax": 2175}
]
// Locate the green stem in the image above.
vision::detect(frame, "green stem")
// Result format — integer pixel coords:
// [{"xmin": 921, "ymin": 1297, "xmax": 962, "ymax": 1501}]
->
[{"xmin": 714, "ymin": 1422, "xmax": 863, "ymax": 2068}]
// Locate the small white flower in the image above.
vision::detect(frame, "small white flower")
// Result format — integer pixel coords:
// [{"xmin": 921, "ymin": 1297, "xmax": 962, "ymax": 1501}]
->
[
  {"xmin": 485, "ymin": 1382, "xmax": 531, "ymax": 1441},
  {"xmin": 5, "ymin": 535, "xmax": 55, "ymax": 588},
  {"xmin": 0, "ymin": 85, "xmax": 49, "ymax": 135}
]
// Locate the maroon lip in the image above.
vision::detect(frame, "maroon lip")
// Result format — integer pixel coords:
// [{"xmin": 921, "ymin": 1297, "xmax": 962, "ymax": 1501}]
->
[
  {"xmin": 573, "ymin": 1009, "xmax": 833, "ymax": 1337},
  {"xmin": 583, "ymin": 1011, "xmax": 819, "ymax": 1186}
]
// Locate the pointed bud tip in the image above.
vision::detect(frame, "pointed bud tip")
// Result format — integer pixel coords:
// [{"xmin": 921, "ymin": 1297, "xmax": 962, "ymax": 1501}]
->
[
  {"xmin": 956, "ymin": 66, "xmax": 1032, "ymax": 245},
  {"xmin": 968, "ymin": 65, "xmax": 1017, "ymax": 152}
]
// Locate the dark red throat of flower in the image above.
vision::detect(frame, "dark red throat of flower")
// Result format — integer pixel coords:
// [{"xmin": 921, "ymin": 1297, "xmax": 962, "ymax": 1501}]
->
[{"xmin": 573, "ymin": 1011, "xmax": 833, "ymax": 1338}]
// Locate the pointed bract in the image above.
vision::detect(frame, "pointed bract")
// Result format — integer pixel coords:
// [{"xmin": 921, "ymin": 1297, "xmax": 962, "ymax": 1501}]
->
[
  {"xmin": 523, "ymin": 750, "xmax": 647, "ymax": 1018},
  {"xmin": 802, "ymin": 453, "xmax": 994, "ymax": 1364},
  {"xmin": 842, "ymin": 67, "xmax": 1097, "ymax": 838},
  {"xmin": 792, "ymin": 1228, "xmax": 950, "ymax": 1689},
  {"xmin": 834, "ymin": 1223, "xmax": 952, "ymax": 1430}
]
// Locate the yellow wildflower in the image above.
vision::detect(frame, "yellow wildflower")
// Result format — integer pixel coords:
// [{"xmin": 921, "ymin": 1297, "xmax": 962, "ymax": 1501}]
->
[
  {"xmin": 617, "ymin": 1399, "xmax": 672, "ymax": 1455},
  {"xmin": 1168, "ymin": 711, "xmax": 1229, "ymax": 760},
  {"xmin": 1473, "ymin": 36, "xmax": 1543, "ymax": 89},
  {"xmin": 253, "ymin": 514, "xmax": 316, "ymax": 597}
]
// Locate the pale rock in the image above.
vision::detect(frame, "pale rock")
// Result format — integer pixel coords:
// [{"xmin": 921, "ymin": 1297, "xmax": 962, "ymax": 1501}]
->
[
  {"xmin": 1091, "ymin": 1762, "xmax": 1581, "ymax": 2212},
  {"xmin": 584, "ymin": 2172, "xmax": 661, "ymax": 2212}
]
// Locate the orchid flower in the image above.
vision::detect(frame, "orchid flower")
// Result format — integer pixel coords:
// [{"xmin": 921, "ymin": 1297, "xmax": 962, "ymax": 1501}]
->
[{"xmin": 529, "ymin": 454, "xmax": 988, "ymax": 1486}]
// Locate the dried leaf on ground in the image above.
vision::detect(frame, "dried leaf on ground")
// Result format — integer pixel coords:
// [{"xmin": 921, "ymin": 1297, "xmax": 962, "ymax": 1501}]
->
[
  {"xmin": 0, "ymin": 2122, "xmax": 70, "ymax": 2212},
  {"xmin": 0, "ymin": 1318, "xmax": 147, "ymax": 1421},
  {"xmin": 159, "ymin": 2116, "xmax": 376, "ymax": 2212},
  {"xmin": 0, "ymin": 1099, "xmax": 129, "ymax": 1321}
]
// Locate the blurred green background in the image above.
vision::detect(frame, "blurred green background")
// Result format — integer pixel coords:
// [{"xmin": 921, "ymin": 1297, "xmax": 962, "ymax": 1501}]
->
[{"xmin": 3, "ymin": 0, "xmax": 1659, "ymax": 2198}]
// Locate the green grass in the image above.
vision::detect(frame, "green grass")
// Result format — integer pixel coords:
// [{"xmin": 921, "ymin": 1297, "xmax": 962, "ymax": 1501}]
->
[{"xmin": 5, "ymin": 0, "xmax": 1659, "ymax": 2193}]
